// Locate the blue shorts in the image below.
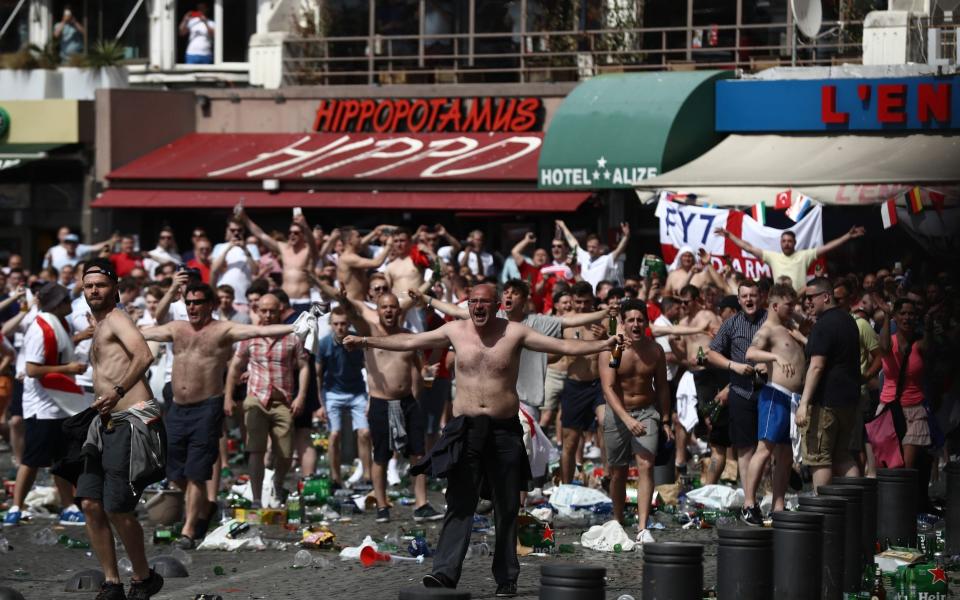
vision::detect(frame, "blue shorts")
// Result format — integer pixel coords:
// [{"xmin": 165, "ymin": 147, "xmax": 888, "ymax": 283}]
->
[
  {"xmin": 324, "ymin": 391, "xmax": 368, "ymax": 433},
  {"xmin": 185, "ymin": 53, "xmax": 213, "ymax": 64},
  {"xmin": 757, "ymin": 383, "xmax": 798, "ymax": 444}
]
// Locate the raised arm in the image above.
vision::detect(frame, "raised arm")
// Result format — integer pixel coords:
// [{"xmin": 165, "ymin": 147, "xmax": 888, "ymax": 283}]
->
[
  {"xmin": 341, "ymin": 236, "xmax": 393, "ymax": 270},
  {"xmin": 154, "ymin": 271, "xmax": 189, "ymax": 324},
  {"xmin": 84, "ymin": 233, "xmax": 119, "ymax": 255},
  {"xmin": 561, "ymin": 306, "xmax": 613, "ymax": 329},
  {"xmin": 609, "ymin": 222, "xmax": 631, "ymax": 261},
  {"xmin": 521, "ymin": 325, "xmax": 618, "ymax": 356},
  {"xmin": 140, "ymin": 322, "xmax": 177, "ymax": 343},
  {"xmin": 295, "ymin": 214, "xmax": 319, "ymax": 262},
  {"xmin": 714, "ymin": 227, "xmax": 764, "ymax": 259},
  {"xmin": 436, "ymin": 225, "xmax": 461, "ymax": 255},
  {"xmin": 0, "ymin": 287, "xmax": 26, "ymax": 314},
  {"xmin": 649, "ymin": 322, "xmax": 707, "ymax": 337},
  {"xmin": 409, "ymin": 289, "xmax": 468, "ymax": 320},
  {"xmin": 816, "ymin": 226, "xmax": 865, "ymax": 258},
  {"xmin": 240, "ymin": 210, "xmax": 281, "ymax": 254},
  {"xmin": 343, "ymin": 325, "xmax": 450, "ymax": 353},
  {"xmin": 225, "ymin": 322, "xmax": 294, "ymax": 343},
  {"xmin": 361, "ymin": 225, "xmax": 391, "ymax": 247},
  {"xmin": 555, "ymin": 219, "xmax": 580, "ymax": 250},
  {"xmin": 318, "ymin": 228, "xmax": 339, "ymax": 258},
  {"xmin": 511, "ymin": 232, "xmax": 536, "ymax": 267}
]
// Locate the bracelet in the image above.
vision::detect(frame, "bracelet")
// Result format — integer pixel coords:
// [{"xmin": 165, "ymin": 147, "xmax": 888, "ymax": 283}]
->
[
  {"xmin": 361, "ymin": 336, "xmax": 367, "ymax": 349},
  {"xmin": 727, "ymin": 361, "xmax": 732, "ymax": 371}
]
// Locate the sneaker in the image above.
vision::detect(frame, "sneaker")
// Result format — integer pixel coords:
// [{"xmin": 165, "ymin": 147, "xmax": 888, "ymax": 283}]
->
[
  {"xmin": 60, "ymin": 505, "xmax": 86, "ymax": 526},
  {"xmin": 3, "ymin": 506, "xmax": 21, "ymax": 527},
  {"xmin": 375, "ymin": 507, "xmax": 390, "ymax": 523},
  {"xmin": 495, "ymin": 582, "xmax": 518, "ymax": 597},
  {"xmin": 95, "ymin": 581, "xmax": 126, "ymax": 600},
  {"xmin": 127, "ymin": 569, "xmax": 163, "ymax": 600},
  {"xmin": 173, "ymin": 535, "xmax": 195, "ymax": 550},
  {"xmin": 583, "ymin": 443, "xmax": 601, "ymax": 460},
  {"xmin": 740, "ymin": 505, "xmax": 764, "ymax": 527},
  {"xmin": 422, "ymin": 573, "xmax": 454, "ymax": 589},
  {"xmin": 636, "ymin": 528, "xmax": 655, "ymax": 544},
  {"xmin": 413, "ymin": 503, "xmax": 443, "ymax": 522},
  {"xmin": 346, "ymin": 458, "xmax": 365, "ymax": 485},
  {"xmin": 386, "ymin": 458, "xmax": 401, "ymax": 486}
]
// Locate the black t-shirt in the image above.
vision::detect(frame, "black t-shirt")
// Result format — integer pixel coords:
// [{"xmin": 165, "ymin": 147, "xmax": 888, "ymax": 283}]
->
[{"xmin": 806, "ymin": 307, "xmax": 861, "ymax": 407}]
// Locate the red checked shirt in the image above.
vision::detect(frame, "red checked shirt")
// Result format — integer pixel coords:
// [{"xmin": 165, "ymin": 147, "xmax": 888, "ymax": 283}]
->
[{"xmin": 235, "ymin": 333, "xmax": 306, "ymax": 407}]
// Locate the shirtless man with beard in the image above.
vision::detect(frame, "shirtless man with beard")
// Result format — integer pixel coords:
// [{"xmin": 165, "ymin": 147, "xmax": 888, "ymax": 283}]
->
[
  {"xmin": 343, "ymin": 284, "xmax": 618, "ymax": 597},
  {"xmin": 239, "ymin": 208, "xmax": 318, "ymax": 313},
  {"xmin": 740, "ymin": 284, "xmax": 806, "ymax": 524},
  {"xmin": 346, "ymin": 292, "xmax": 442, "ymax": 524},
  {"xmin": 335, "ymin": 227, "xmax": 392, "ymax": 301},
  {"xmin": 142, "ymin": 283, "xmax": 296, "ymax": 547}
]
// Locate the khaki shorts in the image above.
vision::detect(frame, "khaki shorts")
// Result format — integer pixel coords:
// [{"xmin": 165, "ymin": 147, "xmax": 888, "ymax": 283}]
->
[
  {"xmin": 801, "ymin": 404, "xmax": 857, "ymax": 467},
  {"xmin": 243, "ymin": 396, "xmax": 293, "ymax": 459},
  {"xmin": 543, "ymin": 367, "xmax": 565, "ymax": 412}
]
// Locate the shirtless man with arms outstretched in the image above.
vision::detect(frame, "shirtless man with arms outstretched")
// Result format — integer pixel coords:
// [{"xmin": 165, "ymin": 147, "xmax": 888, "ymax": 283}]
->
[
  {"xmin": 76, "ymin": 259, "xmax": 165, "ymax": 599},
  {"xmin": 240, "ymin": 208, "xmax": 317, "ymax": 312},
  {"xmin": 141, "ymin": 282, "xmax": 296, "ymax": 547},
  {"xmin": 740, "ymin": 283, "xmax": 806, "ymax": 523},
  {"xmin": 599, "ymin": 299, "xmax": 673, "ymax": 545},
  {"xmin": 343, "ymin": 284, "xmax": 618, "ymax": 598}
]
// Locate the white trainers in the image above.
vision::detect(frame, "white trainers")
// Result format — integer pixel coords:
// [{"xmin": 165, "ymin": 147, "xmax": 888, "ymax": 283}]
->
[
  {"xmin": 583, "ymin": 443, "xmax": 602, "ymax": 460},
  {"xmin": 636, "ymin": 528, "xmax": 655, "ymax": 544},
  {"xmin": 386, "ymin": 457, "xmax": 401, "ymax": 487},
  {"xmin": 346, "ymin": 458, "xmax": 365, "ymax": 486}
]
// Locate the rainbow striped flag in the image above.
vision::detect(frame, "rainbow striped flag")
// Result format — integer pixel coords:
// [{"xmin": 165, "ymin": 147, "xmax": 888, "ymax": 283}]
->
[
  {"xmin": 907, "ymin": 187, "xmax": 924, "ymax": 214},
  {"xmin": 749, "ymin": 202, "xmax": 766, "ymax": 225}
]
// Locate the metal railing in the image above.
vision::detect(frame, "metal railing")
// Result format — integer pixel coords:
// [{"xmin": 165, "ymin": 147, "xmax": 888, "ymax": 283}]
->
[{"xmin": 282, "ymin": 20, "xmax": 863, "ymax": 86}]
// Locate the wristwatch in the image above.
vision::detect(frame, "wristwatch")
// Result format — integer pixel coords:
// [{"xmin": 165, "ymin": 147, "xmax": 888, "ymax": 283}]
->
[{"xmin": 113, "ymin": 385, "xmax": 125, "ymax": 398}]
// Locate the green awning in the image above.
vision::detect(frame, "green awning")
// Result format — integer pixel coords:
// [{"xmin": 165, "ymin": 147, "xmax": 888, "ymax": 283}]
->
[
  {"xmin": 538, "ymin": 71, "xmax": 733, "ymax": 190},
  {"xmin": 0, "ymin": 143, "xmax": 68, "ymax": 171}
]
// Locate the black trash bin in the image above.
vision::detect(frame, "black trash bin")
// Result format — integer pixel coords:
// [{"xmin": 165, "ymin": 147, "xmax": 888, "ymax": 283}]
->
[
  {"xmin": 800, "ymin": 495, "xmax": 848, "ymax": 600},
  {"xmin": 818, "ymin": 484, "xmax": 865, "ymax": 593},
  {"xmin": 829, "ymin": 476, "xmax": 877, "ymax": 565},
  {"xmin": 947, "ymin": 462, "xmax": 960, "ymax": 554},
  {"xmin": 717, "ymin": 527, "xmax": 773, "ymax": 600},
  {"xmin": 540, "ymin": 564, "xmax": 605, "ymax": 600},
  {"xmin": 642, "ymin": 542, "xmax": 703, "ymax": 600},
  {"xmin": 877, "ymin": 468, "xmax": 918, "ymax": 547},
  {"xmin": 773, "ymin": 511, "xmax": 823, "ymax": 600}
]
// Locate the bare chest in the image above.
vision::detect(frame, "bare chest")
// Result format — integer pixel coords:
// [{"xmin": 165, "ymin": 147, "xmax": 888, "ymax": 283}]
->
[{"xmin": 454, "ymin": 335, "xmax": 516, "ymax": 375}]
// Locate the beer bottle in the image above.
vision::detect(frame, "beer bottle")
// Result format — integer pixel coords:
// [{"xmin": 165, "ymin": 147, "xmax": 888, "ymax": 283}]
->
[
  {"xmin": 431, "ymin": 257, "xmax": 443, "ymax": 283},
  {"xmin": 608, "ymin": 315, "xmax": 618, "ymax": 337},
  {"xmin": 696, "ymin": 346, "xmax": 706, "ymax": 367},
  {"xmin": 609, "ymin": 345, "xmax": 623, "ymax": 369},
  {"xmin": 870, "ymin": 564, "xmax": 886, "ymax": 600}
]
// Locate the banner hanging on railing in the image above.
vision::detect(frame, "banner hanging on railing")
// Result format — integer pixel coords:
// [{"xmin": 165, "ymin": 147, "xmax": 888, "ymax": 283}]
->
[{"xmin": 655, "ymin": 199, "xmax": 824, "ymax": 280}]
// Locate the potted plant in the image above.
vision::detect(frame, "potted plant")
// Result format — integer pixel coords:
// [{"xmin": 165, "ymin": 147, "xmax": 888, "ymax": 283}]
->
[{"xmin": 60, "ymin": 40, "xmax": 129, "ymax": 100}]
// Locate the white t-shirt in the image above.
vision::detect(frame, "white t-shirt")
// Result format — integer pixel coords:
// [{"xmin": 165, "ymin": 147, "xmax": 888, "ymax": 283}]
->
[
  {"xmin": 576, "ymin": 247, "xmax": 616, "ymax": 292},
  {"xmin": 68, "ymin": 307, "xmax": 94, "ymax": 388},
  {"xmin": 144, "ymin": 246, "xmax": 182, "ymax": 278},
  {"xmin": 211, "ymin": 243, "xmax": 259, "ymax": 304},
  {"xmin": 185, "ymin": 16, "xmax": 214, "ymax": 57},
  {"xmin": 45, "ymin": 243, "xmax": 93, "ymax": 271},
  {"xmin": 22, "ymin": 320, "xmax": 71, "ymax": 420},
  {"xmin": 438, "ymin": 246, "xmax": 495, "ymax": 277},
  {"xmin": 157, "ymin": 300, "xmax": 188, "ymax": 384},
  {"xmin": 653, "ymin": 314, "xmax": 678, "ymax": 382}
]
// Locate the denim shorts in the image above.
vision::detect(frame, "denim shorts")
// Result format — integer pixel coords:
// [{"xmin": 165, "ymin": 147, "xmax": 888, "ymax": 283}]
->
[{"xmin": 325, "ymin": 391, "xmax": 369, "ymax": 433}]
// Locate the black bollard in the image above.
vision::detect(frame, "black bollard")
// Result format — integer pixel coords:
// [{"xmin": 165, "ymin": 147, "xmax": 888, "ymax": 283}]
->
[
  {"xmin": 717, "ymin": 527, "xmax": 773, "ymax": 600},
  {"xmin": 830, "ymin": 476, "xmax": 877, "ymax": 563},
  {"xmin": 948, "ymin": 462, "xmax": 960, "ymax": 554},
  {"xmin": 398, "ymin": 588, "xmax": 470, "ymax": 600},
  {"xmin": 877, "ymin": 468, "xmax": 918, "ymax": 547},
  {"xmin": 0, "ymin": 588, "xmax": 25, "ymax": 600},
  {"xmin": 642, "ymin": 542, "xmax": 703, "ymax": 600},
  {"xmin": 773, "ymin": 511, "xmax": 823, "ymax": 600},
  {"xmin": 818, "ymin": 484, "xmax": 865, "ymax": 594},
  {"xmin": 800, "ymin": 495, "xmax": 849, "ymax": 600},
  {"xmin": 540, "ymin": 564, "xmax": 605, "ymax": 600}
]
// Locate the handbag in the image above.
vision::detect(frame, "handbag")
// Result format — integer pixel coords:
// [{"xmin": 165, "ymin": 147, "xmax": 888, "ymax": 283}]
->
[{"xmin": 865, "ymin": 338, "xmax": 912, "ymax": 469}]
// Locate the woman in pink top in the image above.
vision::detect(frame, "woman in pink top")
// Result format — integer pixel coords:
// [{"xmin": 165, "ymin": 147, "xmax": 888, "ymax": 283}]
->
[{"xmin": 878, "ymin": 298, "xmax": 929, "ymax": 468}]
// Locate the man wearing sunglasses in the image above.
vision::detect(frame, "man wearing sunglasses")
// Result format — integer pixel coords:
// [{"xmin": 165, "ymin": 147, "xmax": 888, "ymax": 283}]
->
[
  {"xmin": 239, "ymin": 208, "xmax": 318, "ymax": 316},
  {"xmin": 142, "ymin": 284, "xmax": 299, "ymax": 549}
]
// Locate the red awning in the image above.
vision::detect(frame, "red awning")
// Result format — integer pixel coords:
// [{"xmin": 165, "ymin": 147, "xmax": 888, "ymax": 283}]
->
[
  {"xmin": 93, "ymin": 189, "xmax": 591, "ymax": 213},
  {"xmin": 108, "ymin": 132, "xmax": 543, "ymax": 183}
]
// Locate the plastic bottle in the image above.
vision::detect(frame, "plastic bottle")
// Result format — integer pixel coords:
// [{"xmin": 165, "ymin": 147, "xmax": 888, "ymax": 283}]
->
[
  {"xmin": 465, "ymin": 542, "xmax": 489, "ymax": 559},
  {"xmin": 0, "ymin": 535, "xmax": 10, "ymax": 553},
  {"xmin": 292, "ymin": 549, "xmax": 313, "ymax": 568},
  {"xmin": 286, "ymin": 491, "xmax": 302, "ymax": 526},
  {"xmin": 33, "ymin": 527, "xmax": 59, "ymax": 545},
  {"xmin": 118, "ymin": 557, "xmax": 134, "ymax": 576}
]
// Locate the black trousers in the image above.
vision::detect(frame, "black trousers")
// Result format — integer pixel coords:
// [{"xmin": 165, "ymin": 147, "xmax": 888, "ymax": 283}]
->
[{"xmin": 432, "ymin": 415, "xmax": 528, "ymax": 587}]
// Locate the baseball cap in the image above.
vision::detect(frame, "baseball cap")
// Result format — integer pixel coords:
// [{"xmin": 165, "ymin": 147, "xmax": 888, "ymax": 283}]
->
[{"xmin": 64, "ymin": 233, "xmax": 80, "ymax": 243}]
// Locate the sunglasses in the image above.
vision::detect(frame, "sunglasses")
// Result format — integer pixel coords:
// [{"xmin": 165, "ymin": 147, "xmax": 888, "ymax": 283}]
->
[
  {"xmin": 803, "ymin": 291, "xmax": 829, "ymax": 301},
  {"xmin": 370, "ymin": 286, "xmax": 388, "ymax": 293},
  {"xmin": 183, "ymin": 299, "xmax": 209, "ymax": 306},
  {"xmin": 679, "ymin": 299, "xmax": 691, "ymax": 305}
]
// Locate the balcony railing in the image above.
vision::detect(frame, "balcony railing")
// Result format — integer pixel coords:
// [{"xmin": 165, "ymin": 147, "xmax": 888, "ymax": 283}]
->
[{"xmin": 282, "ymin": 20, "xmax": 863, "ymax": 86}]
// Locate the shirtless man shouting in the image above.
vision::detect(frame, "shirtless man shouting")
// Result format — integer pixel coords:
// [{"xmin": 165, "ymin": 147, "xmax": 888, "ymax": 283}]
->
[
  {"xmin": 142, "ymin": 283, "xmax": 296, "ymax": 548},
  {"xmin": 240, "ymin": 208, "xmax": 317, "ymax": 313},
  {"xmin": 741, "ymin": 284, "xmax": 806, "ymax": 524},
  {"xmin": 347, "ymin": 292, "xmax": 441, "ymax": 524},
  {"xmin": 76, "ymin": 259, "xmax": 165, "ymax": 599},
  {"xmin": 344, "ymin": 284, "xmax": 617, "ymax": 597},
  {"xmin": 600, "ymin": 299, "xmax": 672, "ymax": 545},
  {"xmin": 664, "ymin": 248, "xmax": 725, "ymax": 298}
]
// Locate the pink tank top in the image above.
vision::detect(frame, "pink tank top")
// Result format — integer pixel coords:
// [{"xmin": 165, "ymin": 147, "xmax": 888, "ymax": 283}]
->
[{"xmin": 879, "ymin": 335, "xmax": 924, "ymax": 407}]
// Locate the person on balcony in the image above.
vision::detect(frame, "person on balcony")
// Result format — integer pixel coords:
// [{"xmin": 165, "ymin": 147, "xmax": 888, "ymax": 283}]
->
[
  {"xmin": 54, "ymin": 7, "xmax": 85, "ymax": 63},
  {"xmin": 179, "ymin": 2, "xmax": 215, "ymax": 65}
]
